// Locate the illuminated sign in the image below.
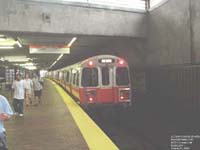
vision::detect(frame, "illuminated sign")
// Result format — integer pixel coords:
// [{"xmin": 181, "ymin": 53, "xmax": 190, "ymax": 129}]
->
[
  {"xmin": 29, "ymin": 45, "xmax": 70, "ymax": 54},
  {"xmin": 99, "ymin": 58, "xmax": 114, "ymax": 64}
]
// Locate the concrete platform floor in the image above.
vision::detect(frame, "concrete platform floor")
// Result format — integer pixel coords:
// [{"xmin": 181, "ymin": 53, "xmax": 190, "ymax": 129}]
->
[{"xmin": 5, "ymin": 80, "xmax": 88, "ymax": 150}]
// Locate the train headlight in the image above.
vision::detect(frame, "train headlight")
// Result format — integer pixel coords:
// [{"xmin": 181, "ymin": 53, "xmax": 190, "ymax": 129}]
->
[
  {"xmin": 88, "ymin": 61, "xmax": 93, "ymax": 66},
  {"xmin": 89, "ymin": 97, "xmax": 93, "ymax": 102},
  {"xmin": 85, "ymin": 90, "xmax": 97, "ymax": 103},
  {"xmin": 119, "ymin": 60, "xmax": 124, "ymax": 65},
  {"xmin": 119, "ymin": 89, "xmax": 130, "ymax": 101},
  {"xmin": 120, "ymin": 96, "xmax": 124, "ymax": 100}
]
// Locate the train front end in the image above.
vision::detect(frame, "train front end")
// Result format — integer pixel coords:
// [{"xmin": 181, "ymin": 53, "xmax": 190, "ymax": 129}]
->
[{"xmin": 79, "ymin": 55, "xmax": 132, "ymax": 107}]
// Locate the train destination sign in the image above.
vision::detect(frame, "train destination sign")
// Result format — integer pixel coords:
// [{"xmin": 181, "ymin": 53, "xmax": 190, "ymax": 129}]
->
[
  {"xmin": 99, "ymin": 58, "xmax": 115, "ymax": 64},
  {"xmin": 29, "ymin": 45, "xmax": 70, "ymax": 54}
]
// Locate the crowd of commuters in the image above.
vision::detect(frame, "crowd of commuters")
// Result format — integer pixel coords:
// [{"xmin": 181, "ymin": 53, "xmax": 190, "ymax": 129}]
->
[
  {"xmin": 0, "ymin": 73, "xmax": 44, "ymax": 149},
  {"xmin": 12, "ymin": 73, "xmax": 44, "ymax": 117}
]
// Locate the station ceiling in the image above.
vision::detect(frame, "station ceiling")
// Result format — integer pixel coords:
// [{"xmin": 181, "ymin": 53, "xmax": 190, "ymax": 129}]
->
[
  {"xmin": 0, "ymin": 0, "xmax": 167, "ymax": 71},
  {"xmin": 0, "ymin": 33, "xmax": 136, "ymax": 71}
]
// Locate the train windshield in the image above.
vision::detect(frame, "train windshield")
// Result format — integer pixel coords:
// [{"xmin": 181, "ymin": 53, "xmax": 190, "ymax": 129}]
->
[
  {"xmin": 116, "ymin": 67, "xmax": 129, "ymax": 86},
  {"xmin": 102, "ymin": 67, "xmax": 110, "ymax": 86},
  {"xmin": 82, "ymin": 68, "xmax": 98, "ymax": 87}
]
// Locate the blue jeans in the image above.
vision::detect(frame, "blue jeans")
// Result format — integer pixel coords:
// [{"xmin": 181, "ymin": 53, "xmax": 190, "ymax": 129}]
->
[
  {"xmin": 0, "ymin": 132, "xmax": 7, "ymax": 150},
  {"xmin": 13, "ymin": 99, "xmax": 24, "ymax": 114}
]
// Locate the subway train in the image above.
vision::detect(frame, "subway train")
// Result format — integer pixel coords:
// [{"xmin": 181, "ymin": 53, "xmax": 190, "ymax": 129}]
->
[{"xmin": 48, "ymin": 55, "xmax": 132, "ymax": 107}]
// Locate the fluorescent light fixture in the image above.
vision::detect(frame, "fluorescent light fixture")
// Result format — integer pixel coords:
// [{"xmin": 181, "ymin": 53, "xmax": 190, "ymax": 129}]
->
[
  {"xmin": 0, "ymin": 46, "xmax": 14, "ymax": 49},
  {"xmin": 49, "ymin": 54, "xmax": 64, "ymax": 69},
  {"xmin": 68, "ymin": 37, "xmax": 77, "ymax": 47},
  {"xmin": 0, "ymin": 37, "xmax": 16, "ymax": 47},
  {"xmin": 50, "ymin": 60, "xmax": 57, "ymax": 68},
  {"xmin": 19, "ymin": 62, "xmax": 36, "ymax": 67},
  {"xmin": 0, "ymin": 38, "xmax": 6, "ymax": 41},
  {"xmin": 49, "ymin": 37, "xmax": 77, "ymax": 69},
  {"xmin": 0, "ymin": 58, "xmax": 5, "ymax": 61},
  {"xmin": 16, "ymin": 40, "xmax": 22, "ymax": 48},
  {"xmin": 56, "ymin": 54, "xmax": 64, "ymax": 61},
  {"xmin": 15, "ymin": 62, "xmax": 37, "ymax": 70},
  {"xmin": 0, "ymin": 35, "xmax": 6, "ymax": 41},
  {"xmin": 25, "ymin": 66, "xmax": 37, "ymax": 70},
  {"xmin": 3, "ymin": 56, "xmax": 31, "ymax": 62}
]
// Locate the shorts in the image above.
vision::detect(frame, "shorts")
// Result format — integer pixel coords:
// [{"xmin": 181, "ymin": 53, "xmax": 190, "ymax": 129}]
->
[
  {"xmin": 26, "ymin": 89, "xmax": 32, "ymax": 95},
  {"xmin": 34, "ymin": 90, "xmax": 42, "ymax": 97}
]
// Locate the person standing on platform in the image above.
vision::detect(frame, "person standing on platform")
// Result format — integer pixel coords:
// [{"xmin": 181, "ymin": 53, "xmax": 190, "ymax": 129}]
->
[
  {"xmin": 24, "ymin": 74, "xmax": 33, "ymax": 107},
  {"xmin": 39, "ymin": 77, "xmax": 44, "ymax": 87},
  {"xmin": 32, "ymin": 76, "xmax": 43, "ymax": 105},
  {"xmin": 12, "ymin": 74, "xmax": 26, "ymax": 117},
  {"xmin": 0, "ymin": 95, "xmax": 13, "ymax": 150}
]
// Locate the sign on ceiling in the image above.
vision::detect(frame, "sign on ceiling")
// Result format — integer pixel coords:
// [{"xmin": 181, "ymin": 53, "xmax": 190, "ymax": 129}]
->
[{"xmin": 29, "ymin": 45, "xmax": 70, "ymax": 54}]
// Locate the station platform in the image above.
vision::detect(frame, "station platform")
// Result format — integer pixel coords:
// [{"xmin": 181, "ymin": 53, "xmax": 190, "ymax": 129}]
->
[{"xmin": 4, "ymin": 80, "xmax": 119, "ymax": 150}]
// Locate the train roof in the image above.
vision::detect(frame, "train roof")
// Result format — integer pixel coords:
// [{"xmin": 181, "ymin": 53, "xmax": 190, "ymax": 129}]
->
[
  {"xmin": 52, "ymin": 55, "xmax": 127, "ymax": 72},
  {"xmin": 81, "ymin": 55, "xmax": 120, "ymax": 64}
]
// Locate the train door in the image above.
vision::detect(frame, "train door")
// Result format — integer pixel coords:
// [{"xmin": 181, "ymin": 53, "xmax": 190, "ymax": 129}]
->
[
  {"xmin": 115, "ymin": 67, "xmax": 131, "ymax": 103},
  {"xmin": 99, "ymin": 66, "xmax": 115, "ymax": 103}
]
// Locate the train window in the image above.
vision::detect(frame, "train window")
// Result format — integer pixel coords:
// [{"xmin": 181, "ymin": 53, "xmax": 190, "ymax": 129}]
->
[
  {"xmin": 73, "ymin": 73, "xmax": 76, "ymax": 85},
  {"xmin": 65, "ymin": 71, "xmax": 67, "ymax": 82},
  {"xmin": 64, "ymin": 72, "xmax": 67, "ymax": 82},
  {"xmin": 55, "ymin": 72, "xmax": 59, "ymax": 79},
  {"xmin": 81, "ymin": 68, "xmax": 98, "ymax": 87},
  {"xmin": 69, "ymin": 71, "xmax": 72, "ymax": 83},
  {"xmin": 101, "ymin": 67, "xmax": 110, "ymax": 86},
  {"xmin": 60, "ymin": 72, "xmax": 64, "ymax": 80},
  {"xmin": 116, "ymin": 67, "xmax": 129, "ymax": 86},
  {"xmin": 66, "ymin": 71, "xmax": 69, "ymax": 82},
  {"xmin": 56, "ymin": 72, "xmax": 59, "ymax": 79},
  {"xmin": 68, "ymin": 71, "xmax": 70, "ymax": 83},
  {"xmin": 76, "ymin": 72, "xmax": 79, "ymax": 86}
]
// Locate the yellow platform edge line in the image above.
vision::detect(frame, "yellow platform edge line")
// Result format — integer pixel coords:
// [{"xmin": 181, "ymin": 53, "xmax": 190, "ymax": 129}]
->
[{"xmin": 50, "ymin": 80, "xmax": 119, "ymax": 150}]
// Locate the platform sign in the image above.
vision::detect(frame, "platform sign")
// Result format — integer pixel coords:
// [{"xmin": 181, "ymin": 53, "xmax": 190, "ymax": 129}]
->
[{"xmin": 29, "ymin": 45, "xmax": 70, "ymax": 54}]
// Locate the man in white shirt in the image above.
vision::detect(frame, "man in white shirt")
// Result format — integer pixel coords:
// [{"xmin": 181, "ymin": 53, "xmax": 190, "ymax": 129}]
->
[
  {"xmin": 12, "ymin": 74, "xmax": 26, "ymax": 117},
  {"xmin": 24, "ymin": 74, "xmax": 33, "ymax": 106}
]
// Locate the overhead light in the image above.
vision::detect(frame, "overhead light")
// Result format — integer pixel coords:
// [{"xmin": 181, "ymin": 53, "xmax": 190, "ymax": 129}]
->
[
  {"xmin": 0, "ymin": 37, "xmax": 6, "ymax": 41},
  {"xmin": 0, "ymin": 37, "xmax": 16, "ymax": 47},
  {"xmin": 25, "ymin": 66, "xmax": 37, "ymax": 70},
  {"xmin": 56, "ymin": 54, "xmax": 64, "ymax": 61},
  {"xmin": 19, "ymin": 62, "xmax": 36, "ymax": 67},
  {"xmin": 49, "ymin": 37, "xmax": 77, "ymax": 69},
  {"xmin": 0, "ymin": 35, "xmax": 6, "ymax": 41},
  {"xmin": 15, "ymin": 62, "xmax": 37, "ymax": 70},
  {"xmin": 0, "ymin": 39, "xmax": 6, "ymax": 42},
  {"xmin": 16, "ymin": 40, "xmax": 22, "ymax": 48},
  {"xmin": 3, "ymin": 56, "xmax": 31, "ymax": 62},
  {"xmin": 67, "ymin": 37, "xmax": 77, "ymax": 47},
  {"xmin": 49, "ymin": 60, "xmax": 57, "ymax": 68},
  {"xmin": 0, "ymin": 46, "xmax": 14, "ymax": 49},
  {"xmin": 0, "ymin": 58, "xmax": 5, "ymax": 62},
  {"xmin": 49, "ymin": 53, "xmax": 64, "ymax": 69}
]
